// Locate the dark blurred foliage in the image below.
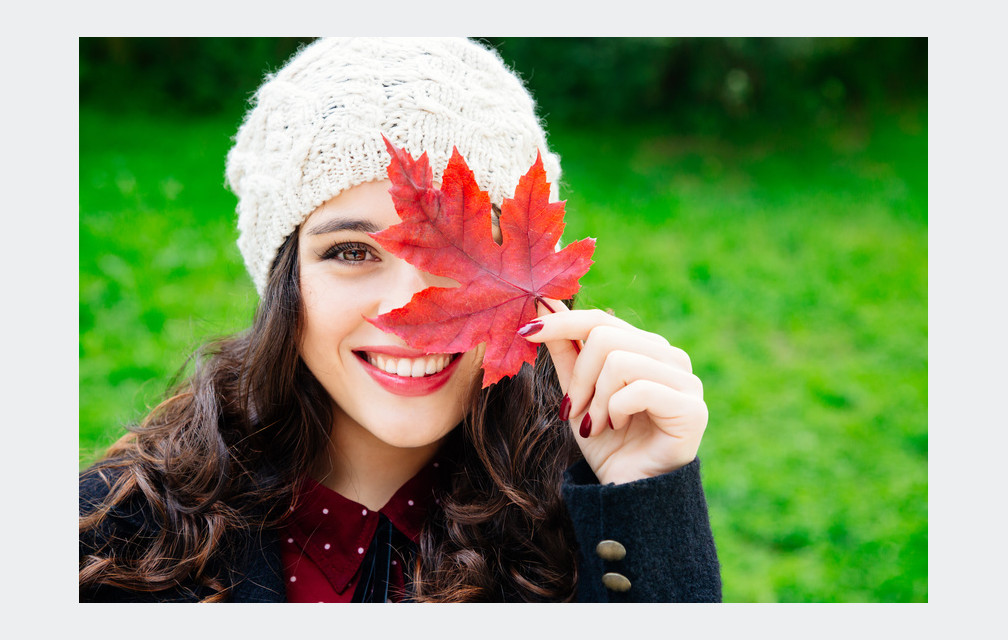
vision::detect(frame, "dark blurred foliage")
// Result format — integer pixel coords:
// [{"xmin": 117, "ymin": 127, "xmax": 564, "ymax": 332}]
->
[
  {"xmin": 79, "ymin": 37, "xmax": 315, "ymax": 117},
  {"xmin": 484, "ymin": 37, "xmax": 926, "ymax": 132},
  {"xmin": 79, "ymin": 37, "xmax": 926, "ymax": 131}
]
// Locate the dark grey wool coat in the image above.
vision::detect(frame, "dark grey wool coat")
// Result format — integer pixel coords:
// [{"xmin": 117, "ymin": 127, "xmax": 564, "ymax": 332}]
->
[{"xmin": 79, "ymin": 458, "xmax": 721, "ymax": 602}]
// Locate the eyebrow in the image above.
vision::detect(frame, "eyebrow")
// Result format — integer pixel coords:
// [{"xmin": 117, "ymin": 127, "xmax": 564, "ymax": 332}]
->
[{"xmin": 305, "ymin": 218, "xmax": 382, "ymax": 236}]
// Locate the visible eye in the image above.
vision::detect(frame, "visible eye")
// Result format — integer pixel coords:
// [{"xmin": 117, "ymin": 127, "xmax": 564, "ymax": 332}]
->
[{"xmin": 319, "ymin": 241, "xmax": 378, "ymax": 264}]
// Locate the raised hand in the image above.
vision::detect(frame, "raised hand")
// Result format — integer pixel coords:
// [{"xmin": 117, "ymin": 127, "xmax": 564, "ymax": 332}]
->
[{"xmin": 519, "ymin": 301, "xmax": 708, "ymax": 485}]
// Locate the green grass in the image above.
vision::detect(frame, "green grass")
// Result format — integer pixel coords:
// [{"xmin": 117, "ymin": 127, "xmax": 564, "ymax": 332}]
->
[
  {"xmin": 79, "ymin": 108, "xmax": 258, "ymax": 463},
  {"xmin": 79, "ymin": 102, "xmax": 927, "ymax": 602}
]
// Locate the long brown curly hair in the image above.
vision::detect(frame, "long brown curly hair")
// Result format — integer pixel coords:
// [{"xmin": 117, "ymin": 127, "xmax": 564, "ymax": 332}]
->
[{"xmin": 79, "ymin": 230, "xmax": 582, "ymax": 602}]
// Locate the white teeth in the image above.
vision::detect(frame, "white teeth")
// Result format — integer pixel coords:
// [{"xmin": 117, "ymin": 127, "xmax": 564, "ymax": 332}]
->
[
  {"xmin": 396, "ymin": 359, "xmax": 412, "ymax": 377},
  {"xmin": 408, "ymin": 359, "xmax": 424, "ymax": 377},
  {"xmin": 365, "ymin": 352, "xmax": 453, "ymax": 377}
]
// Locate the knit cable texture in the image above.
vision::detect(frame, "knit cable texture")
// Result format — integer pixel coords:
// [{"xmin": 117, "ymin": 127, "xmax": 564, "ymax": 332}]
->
[{"xmin": 226, "ymin": 37, "xmax": 563, "ymax": 295}]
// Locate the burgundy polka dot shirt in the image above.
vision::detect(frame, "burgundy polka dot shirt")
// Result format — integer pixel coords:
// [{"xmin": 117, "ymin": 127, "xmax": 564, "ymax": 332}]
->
[{"xmin": 280, "ymin": 460, "xmax": 444, "ymax": 602}]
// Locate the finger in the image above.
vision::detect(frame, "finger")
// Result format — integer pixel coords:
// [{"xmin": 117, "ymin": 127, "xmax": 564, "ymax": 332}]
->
[
  {"xmin": 578, "ymin": 350, "xmax": 702, "ymax": 435},
  {"xmin": 521, "ymin": 306, "xmax": 692, "ymax": 374},
  {"xmin": 527, "ymin": 299, "xmax": 577, "ymax": 392},
  {"xmin": 607, "ymin": 380, "xmax": 708, "ymax": 439},
  {"xmin": 521, "ymin": 306, "xmax": 666, "ymax": 346},
  {"xmin": 566, "ymin": 325, "xmax": 696, "ymax": 419},
  {"xmin": 607, "ymin": 381, "xmax": 707, "ymax": 474},
  {"xmin": 517, "ymin": 301, "xmax": 675, "ymax": 393}
]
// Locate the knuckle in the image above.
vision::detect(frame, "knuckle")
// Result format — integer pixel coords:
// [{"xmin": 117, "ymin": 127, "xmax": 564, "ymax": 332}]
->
[
  {"xmin": 606, "ymin": 388, "xmax": 629, "ymax": 416},
  {"xmin": 691, "ymin": 399, "xmax": 709, "ymax": 429},
  {"xmin": 672, "ymin": 347, "xmax": 693, "ymax": 373},
  {"xmin": 690, "ymin": 373, "xmax": 704, "ymax": 398},
  {"xmin": 601, "ymin": 348, "xmax": 631, "ymax": 374},
  {"xmin": 585, "ymin": 323, "xmax": 620, "ymax": 349},
  {"xmin": 649, "ymin": 331, "xmax": 671, "ymax": 347}
]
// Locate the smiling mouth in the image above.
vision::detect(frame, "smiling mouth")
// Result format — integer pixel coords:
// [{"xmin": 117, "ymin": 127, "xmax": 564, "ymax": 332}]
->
[{"xmin": 354, "ymin": 351, "xmax": 461, "ymax": 378}]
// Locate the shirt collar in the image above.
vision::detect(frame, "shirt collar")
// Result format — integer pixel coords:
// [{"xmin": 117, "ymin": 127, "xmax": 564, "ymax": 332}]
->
[{"xmin": 284, "ymin": 458, "xmax": 446, "ymax": 595}]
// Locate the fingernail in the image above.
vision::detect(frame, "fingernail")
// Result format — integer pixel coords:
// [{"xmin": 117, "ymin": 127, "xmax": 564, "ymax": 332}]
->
[
  {"xmin": 607, "ymin": 417, "xmax": 614, "ymax": 430},
  {"xmin": 517, "ymin": 320, "xmax": 543, "ymax": 337},
  {"xmin": 558, "ymin": 394, "xmax": 571, "ymax": 421},
  {"xmin": 579, "ymin": 413, "xmax": 592, "ymax": 438}
]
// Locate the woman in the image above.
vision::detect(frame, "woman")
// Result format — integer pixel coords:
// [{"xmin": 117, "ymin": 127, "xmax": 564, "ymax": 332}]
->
[{"xmin": 79, "ymin": 37, "xmax": 720, "ymax": 602}]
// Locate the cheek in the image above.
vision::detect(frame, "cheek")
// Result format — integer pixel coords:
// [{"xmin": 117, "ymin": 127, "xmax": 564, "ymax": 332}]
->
[{"xmin": 299, "ymin": 271, "xmax": 372, "ymax": 357}]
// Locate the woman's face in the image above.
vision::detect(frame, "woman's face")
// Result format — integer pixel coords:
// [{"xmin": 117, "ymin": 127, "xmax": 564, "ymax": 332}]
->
[{"xmin": 297, "ymin": 180, "xmax": 485, "ymax": 452}]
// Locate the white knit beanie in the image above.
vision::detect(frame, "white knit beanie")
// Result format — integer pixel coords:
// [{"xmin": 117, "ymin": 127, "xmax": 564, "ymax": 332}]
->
[{"xmin": 226, "ymin": 37, "xmax": 563, "ymax": 295}]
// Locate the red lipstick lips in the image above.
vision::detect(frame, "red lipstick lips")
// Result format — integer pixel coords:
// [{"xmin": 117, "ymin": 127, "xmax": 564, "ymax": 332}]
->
[{"xmin": 354, "ymin": 349, "xmax": 463, "ymax": 397}]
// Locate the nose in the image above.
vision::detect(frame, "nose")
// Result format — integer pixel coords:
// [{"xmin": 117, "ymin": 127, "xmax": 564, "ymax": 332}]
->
[{"xmin": 376, "ymin": 261, "xmax": 458, "ymax": 315}]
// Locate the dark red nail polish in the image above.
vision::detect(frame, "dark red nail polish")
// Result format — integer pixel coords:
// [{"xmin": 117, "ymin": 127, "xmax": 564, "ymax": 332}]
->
[
  {"xmin": 607, "ymin": 417, "xmax": 614, "ymax": 430},
  {"xmin": 579, "ymin": 413, "xmax": 592, "ymax": 438},
  {"xmin": 517, "ymin": 320, "xmax": 543, "ymax": 337},
  {"xmin": 559, "ymin": 394, "xmax": 571, "ymax": 421}
]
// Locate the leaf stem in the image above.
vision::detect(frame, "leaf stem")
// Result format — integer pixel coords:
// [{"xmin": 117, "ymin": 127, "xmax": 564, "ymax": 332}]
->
[{"xmin": 536, "ymin": 297, "xmax": 582, "ymax": 354}]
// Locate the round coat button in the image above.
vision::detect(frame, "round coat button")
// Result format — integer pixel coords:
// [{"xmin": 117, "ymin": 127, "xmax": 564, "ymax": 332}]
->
[
  {"xmin": 596, "ymin": 539, "xmax": 627, "ymax": 561},
  {"xmin": 602, "ymin": 572, "xmax": 631, "ymax": 592}
]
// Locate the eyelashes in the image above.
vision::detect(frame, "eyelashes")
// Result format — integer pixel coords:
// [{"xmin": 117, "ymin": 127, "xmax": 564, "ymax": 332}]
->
[{"xmin": 318, "ymin": 240, "xmax": 380, "ymax": 264}]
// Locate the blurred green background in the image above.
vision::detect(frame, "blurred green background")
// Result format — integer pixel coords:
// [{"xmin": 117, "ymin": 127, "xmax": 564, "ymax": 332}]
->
[{"xmin": 78, "ymin": 37, "xmax": 927, "ymax": 602}]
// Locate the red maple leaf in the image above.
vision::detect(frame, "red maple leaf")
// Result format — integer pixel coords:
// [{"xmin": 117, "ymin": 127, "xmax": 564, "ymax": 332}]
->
[{"xmin": 368, "ymin": 136, "xmax": 596, "ymax": 387}]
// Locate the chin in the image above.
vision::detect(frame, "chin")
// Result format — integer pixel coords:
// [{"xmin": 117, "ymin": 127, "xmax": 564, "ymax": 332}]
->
[
  {"xmin": 323, "ymin": 351, "xmax": 483, "ymax": 451},
  {"xmin": 360, "ymin": 411, "xmax": 460, "ymax": 450}
]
